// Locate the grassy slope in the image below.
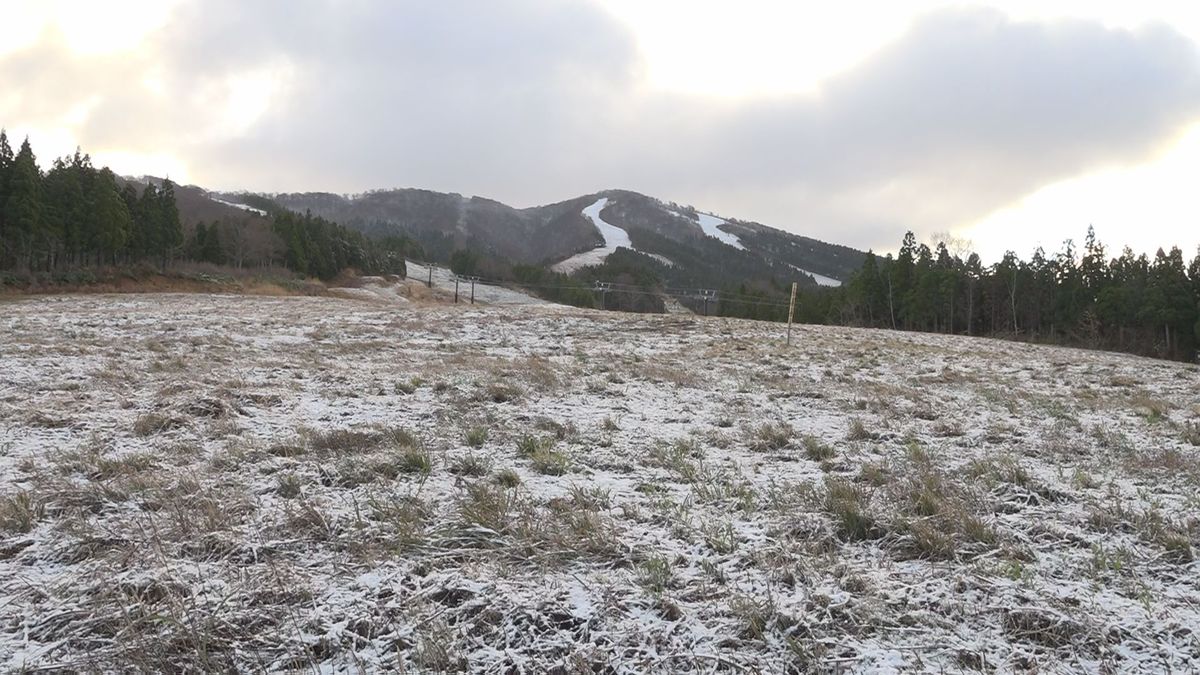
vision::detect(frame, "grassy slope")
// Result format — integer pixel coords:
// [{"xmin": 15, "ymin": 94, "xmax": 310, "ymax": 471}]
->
[{"xmin": 1, "ymin": 295, "xmax": 1197, "ymax": 671}]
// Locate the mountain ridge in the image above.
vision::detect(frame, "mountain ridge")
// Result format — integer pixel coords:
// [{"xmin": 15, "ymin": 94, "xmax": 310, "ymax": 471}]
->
[{"xmin": 215, "ymin": 186, "xmax": 865, "ymax": 290}]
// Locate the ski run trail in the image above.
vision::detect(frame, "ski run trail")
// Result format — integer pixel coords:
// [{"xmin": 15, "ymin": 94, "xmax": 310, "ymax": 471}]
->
[{"xmin": 552, "ymin": 198, "xmax": 633, "ymax": 273}]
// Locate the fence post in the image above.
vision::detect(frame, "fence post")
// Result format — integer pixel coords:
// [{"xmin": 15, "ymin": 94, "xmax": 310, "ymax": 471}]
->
[
  {"xmin": 427, "ymin": 265, "xmax": 432, "ymax": 288},
  {"xmin": 786, "ymin": 282, "xmax": 798, "ymax": 346},
  {"xmin": 470, "ymin": 278, "xmax": 475, "ymax": 305},
  {"xmin": 454, "ymin": 276, "xmax": 459, "ymax": 304}
]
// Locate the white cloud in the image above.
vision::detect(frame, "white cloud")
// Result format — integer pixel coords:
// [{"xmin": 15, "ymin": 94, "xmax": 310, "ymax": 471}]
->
[{"xmin": 3, "ymin": 1, "xmax": 1200, "ymax": 261}]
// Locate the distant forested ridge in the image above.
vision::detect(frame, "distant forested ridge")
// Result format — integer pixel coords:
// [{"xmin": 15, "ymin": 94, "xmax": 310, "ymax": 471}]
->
[
  {"xmin": 0, "ymin": 132, "xmax": 405, "ymax": 281},
  {"xmin": 839, "ymin": 229, "xmax": 1200, "ymax": 362}
]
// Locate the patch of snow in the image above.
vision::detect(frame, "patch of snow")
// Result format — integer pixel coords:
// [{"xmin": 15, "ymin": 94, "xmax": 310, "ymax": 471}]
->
[
  {"xmin": 644, "ymin": 252, "xmax": 674, "ymax": 267},
  {"xmin": 695, "ymin": 212, "xmax": 745, "ymax": 250},
  {"xmin": 790, "ymin": 264, "xmax": 842, "ymax": 287},
  {"xmin": 328, "ymin": 278, "xmax": 411, "ymax": 304},
  {"xmin": 404, "ymin": 260, "xmax": 548, "ymax": 305},
  {"xmin": 210, "ymin": 197, "xmax": 267, "ymax": 216},
  {"xmin": 552, "ymin": 198, "xmax": 632, "ymax": 273}
]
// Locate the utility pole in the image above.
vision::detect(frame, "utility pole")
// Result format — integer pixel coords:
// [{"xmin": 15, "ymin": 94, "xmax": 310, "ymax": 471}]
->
[
  {"xmin": 593, "ymin": 281, "xmax": 611, "ymax": 311},
  {"xmin": 786, "ymin": 282, "xmax": 798, "ymax": 346},
  {"xmin": 699, "ymin": 289, "xmax": 717, "ymax": 317}
]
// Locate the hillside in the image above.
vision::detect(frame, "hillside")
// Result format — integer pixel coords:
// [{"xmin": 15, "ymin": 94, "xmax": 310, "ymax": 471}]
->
[
  {"xmin": 244, "ymin": 188, "xmax": 865, "ymax": 289},
  {"xmin": 2, "ymin": 294, "xmax": 1197, "ymax": 671}
]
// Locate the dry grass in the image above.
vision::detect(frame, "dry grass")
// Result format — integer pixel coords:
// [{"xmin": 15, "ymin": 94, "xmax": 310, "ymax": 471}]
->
[{"xmin": 3, "ymin": 294, "xmax": 1198, "ymax": 672}]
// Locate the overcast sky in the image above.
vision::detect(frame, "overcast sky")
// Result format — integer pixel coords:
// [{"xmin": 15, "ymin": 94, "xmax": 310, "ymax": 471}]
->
[{"xmin": 3, "ymin": 0, "xmax": 1200, "ymax": 261}]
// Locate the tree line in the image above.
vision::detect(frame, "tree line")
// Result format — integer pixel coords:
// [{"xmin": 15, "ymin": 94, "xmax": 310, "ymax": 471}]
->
[
  {"xmin": 0, "ymin": 133, "xmax": 404, "ymax": 281},
  {"xmin": 269, "ymin": 208, "xmax": 407, "ymax": 280},
  {"xmin": 0, "ymin": 132, "xmax": 181, "ymax": 270},
  {"xmin": 840, "ymin": 229, "xmax": 1200, "ymax": 361}
]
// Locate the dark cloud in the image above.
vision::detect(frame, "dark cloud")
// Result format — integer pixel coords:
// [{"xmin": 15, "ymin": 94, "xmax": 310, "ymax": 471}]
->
[{"xmin": 3, "ymin": 2, "xmax": 1199, "ymax": 251}]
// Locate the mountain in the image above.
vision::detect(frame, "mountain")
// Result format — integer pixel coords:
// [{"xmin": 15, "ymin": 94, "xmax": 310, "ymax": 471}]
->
[{"xmin": 208, "ymin": 187, "xmax": 864, "ymax": 290}]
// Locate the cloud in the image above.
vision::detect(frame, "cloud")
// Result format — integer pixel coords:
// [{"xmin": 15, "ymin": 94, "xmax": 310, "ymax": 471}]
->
[{"xmin": 3, "ymin": 2, "xmax": 1199, "ymax": 253}]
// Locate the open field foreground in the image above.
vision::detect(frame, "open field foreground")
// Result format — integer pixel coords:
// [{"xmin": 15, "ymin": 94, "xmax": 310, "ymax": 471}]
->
[{"xmin": 2, "ymin": 294, "xmax": 1199, "ymax": 673}]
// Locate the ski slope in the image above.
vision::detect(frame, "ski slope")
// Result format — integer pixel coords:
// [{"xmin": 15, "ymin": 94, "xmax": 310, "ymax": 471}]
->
[
  {"xmin": 696, "ymin": 212, "xmax": 745, "ymax": 250},
  {"xmin": 210, "ymin": 197, "xmax": 267, "ymax": 216},
  {"xmin": 552, "ymin": 198, "xmax": 632, "ymax": 273},
  {"xmin": 791, "ymin": 264, "xmax": 842, "ymax": 287}
]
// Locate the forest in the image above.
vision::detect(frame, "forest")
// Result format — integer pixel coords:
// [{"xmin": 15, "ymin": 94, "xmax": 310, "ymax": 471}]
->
[
  {"xmin": 837, "ymin": 229, "xmax": 1200, "ymax": 362},
  {"xmin": 0, "ymin": 133, "xmax": 405, "ymax": 282}
]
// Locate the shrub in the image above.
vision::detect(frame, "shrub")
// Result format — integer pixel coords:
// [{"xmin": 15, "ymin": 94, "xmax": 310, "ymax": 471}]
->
[
  {"xmin": 516, "ymin": 435, "xmax": 550, "ymax": 457},
  {"xmin": 399, "ymin": 448, "xmax": 434, "ymax": 475},
  {"xmin": 846, "ymin": 417, "xmax": 873, "ymax": 441},
  {"xmin": 0, "ymin": 491, "xmax": 41, "ymax": 533},
  {"xmin": 1182, "ymin": 422, "xmax": 1200, "ymax": 447},
  {"xmin": 824, "ymin": 478, "xmax": 878, "ymax": 541},
  {"xmin": 450, "ymin": 453, "xmax": 491, "ymax": 477},
  {"xmin": 494, "ymin": 468, "xmax": 522, "ymax": 488},
  {"xmin": 464, "ymin": 426, "xmax": 489, "ymax": 448},
  {"xmin": 530, "ymin": 448, "xmax": 570, "ymax": 476},
  {"xmin": 750, "ymin": 422, "xmax": 793, "ymax": 452},
  {"xmin": 276, "ymin": 473, "xmax": 302, "ymax": 499},
  {"xmin": 133, "ymin": 412, "xmax": 185, "ymax": 437},
  {"xmin": 484, "ymin": 382, "xmax": 522, "ymax": 403},
  {"xmin": 802, "ymin": 436, "xmax": 835, "ymax": 461}
]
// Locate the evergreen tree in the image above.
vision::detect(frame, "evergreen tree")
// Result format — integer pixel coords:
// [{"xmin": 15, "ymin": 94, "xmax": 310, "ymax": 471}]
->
[
  {"xmin": 962, "ymin": 253, "xmax": 983, "ymax": 336},
  {"xmin": 3, "ymin": 138, "xmax": 42, "ymax": 270},
  {"xmin": 848, "ymin": 250, "xmax": 886, "ymax": 325},
  {"xmin": 893, "ymin": 231, "xmax": 917, "ymax": 328},
  {"xmin": 157, "ymin": 179, "xmax": 183, "ymax": 266},
  {"xmin": 449, "ymin": 249, "xmax": 480, "ymax": 277},
  {"xmin": 191, "ymin": 222, "xmax": 209, "ymax": 261},
  {"xmin": 131, "ymin": 183, "xmax": 159, "ymax": 260},
  {"xmin": 1192, "ymin": 249, "xmax": 1200, "ymax": 352},
  {"xmin": 0, "ymin": 130, "xmax": 12, "ymax": 267},
  {"xmin": 90, "ymin": 169, "xmax": 131, "ymax": 263},
  {"xmin": 201, "ymin": 222, "xmax": 224, "ymax": 264}
]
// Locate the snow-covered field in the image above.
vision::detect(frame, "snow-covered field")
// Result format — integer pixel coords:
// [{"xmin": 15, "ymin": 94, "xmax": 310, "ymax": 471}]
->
[
  {"xmin": 2, "ymin": 294, "xmax": 1198, "ymax": 672},
  {"xmin": 552, "ymin": 198, "xmax": 633, "ymax": 273},
  {"xmin": 400, "ymin": 262, "xmax": 547, "ymax": 305}
]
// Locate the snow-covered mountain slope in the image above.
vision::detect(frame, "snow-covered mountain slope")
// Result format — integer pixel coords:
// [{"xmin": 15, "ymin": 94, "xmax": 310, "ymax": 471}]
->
[
  {"xmin": 695, "ymin": 212, "xmax": 745, "ymax": 250},
  {"xmin": 791, "ymin": 264, "xmax": 843, "ymax": 287},
  {"xmin": 265, "ymin": 187, "xmax": 866, "ymax": 289},
  {"xmin": 210, "ymin": 197, "xmax": 267, "ymax": 216},
  {"xmin": 551, "ymin": 198, "xmax": 633, "ymax": 273}
]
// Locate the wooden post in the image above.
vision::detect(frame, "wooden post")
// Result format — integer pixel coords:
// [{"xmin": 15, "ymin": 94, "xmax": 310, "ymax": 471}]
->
[
  {"xmin": 454, "ymin": 276, "xmax": 459, "ymax": 304},
  {"xmin": 427, "ymin": 265, "xmax": 432, "ymax": 288},
  {"xmin": 786, "ymin": 282, "xmax": 798, "ymax": 346},
  {"xmin": 470, "ymin": 278, "xmax": 475, "ymax": 305}
]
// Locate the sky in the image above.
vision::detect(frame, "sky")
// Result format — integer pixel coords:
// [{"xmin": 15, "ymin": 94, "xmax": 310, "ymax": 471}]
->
[{"xmin": 2, "ymin": 0, "xmax": 1200, "ymax": 263}]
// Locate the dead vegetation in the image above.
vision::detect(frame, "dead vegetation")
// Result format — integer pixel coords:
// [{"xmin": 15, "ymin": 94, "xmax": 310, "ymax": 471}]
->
[{"xmin": 1, "ymin": 293, "xmax": 1198, "ymax": 672}]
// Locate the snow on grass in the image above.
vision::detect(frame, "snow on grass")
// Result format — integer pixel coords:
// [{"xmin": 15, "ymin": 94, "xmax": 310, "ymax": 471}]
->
[
  {"xmin": 402, "ymin": 260, "xmax": 547, "ymax": 305},
  {"xmin": 552, "ymin": 197, "xmax": 633, "ymax": 273},
  {"xmin": 1, "ymin": 293, "xmax": 1198, "ymax": 671},
  {"xmin": 696, "ymin": 212, "xmax": 745, "ymax": 250}
]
